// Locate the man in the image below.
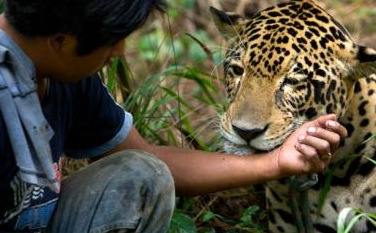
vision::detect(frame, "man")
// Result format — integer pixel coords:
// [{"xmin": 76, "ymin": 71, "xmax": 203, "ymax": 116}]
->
[{"xmin": 0, "ymin": 0, "xmax": 347, "ymax": 232}]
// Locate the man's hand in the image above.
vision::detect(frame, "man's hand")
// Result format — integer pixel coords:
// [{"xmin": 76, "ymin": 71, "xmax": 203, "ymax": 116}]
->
[{"xmin": 273, "ymin": 114, "xmax": 348, "ymax": 176}]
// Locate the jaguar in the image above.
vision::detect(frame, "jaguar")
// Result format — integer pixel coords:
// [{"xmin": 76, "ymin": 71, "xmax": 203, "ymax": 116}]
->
[{"xmin": 210, "ymin": 0, "xmax": 376, "ymax": 232}]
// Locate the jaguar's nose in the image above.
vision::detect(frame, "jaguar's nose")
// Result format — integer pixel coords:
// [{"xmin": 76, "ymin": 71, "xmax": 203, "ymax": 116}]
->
[{"xmin": 232, "ymin": 125, "xmax": 267, "ymax": 142}]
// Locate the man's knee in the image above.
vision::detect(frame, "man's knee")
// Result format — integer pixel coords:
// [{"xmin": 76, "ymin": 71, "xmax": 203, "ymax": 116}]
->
[
  {"xmin": 92, "ymin": 150, "xmax": 175, "ymax": 232},
  {"xmin": 108, "ymin": 149, "xmax": 175, "ymax": 194}
]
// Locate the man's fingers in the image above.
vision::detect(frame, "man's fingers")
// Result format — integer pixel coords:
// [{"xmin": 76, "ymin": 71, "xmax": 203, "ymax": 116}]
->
[
  {"xmin": 309, "ymin": 114, "xmax": 348, "ymax": 139},
  {"xmin": 278, "ymin": 114, "xmax": 347, "ymax": 175},
  {"xmin": 313, "ymin": 114, "xmax": 337, "ymax": 127},
  {"xmin": 299, "ymin": 134, "xmax": 330, "ymax": 154},
  {"xmin": 305, "ymin": 126, "xmax": 341, "ymax": 152},
  {"xmin": 294, "ymin": 142, "xmax": 327, "ymax": 172},
  {"xmin": 324, "ymin": 120, "xmax": 348, "ymax": 138},
  {"xmin": 298, "ymin": 134, "xmax": 333, "ymax": 160}
]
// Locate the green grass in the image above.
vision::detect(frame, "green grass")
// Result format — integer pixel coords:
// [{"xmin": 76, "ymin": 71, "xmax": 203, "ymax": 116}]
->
[
  {"xmin": 103, "ymin": 20, "xmax": 266, "ymax": 233},
  {"xmin": 337, "ymin": 207, "xmax": 376, "ymax": 233}
]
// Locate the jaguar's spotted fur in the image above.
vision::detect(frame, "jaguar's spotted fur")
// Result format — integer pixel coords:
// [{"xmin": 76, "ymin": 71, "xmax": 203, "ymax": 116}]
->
[{"xmin": 211, "ymin": 0, "xmax": 376, "ymax": 232}]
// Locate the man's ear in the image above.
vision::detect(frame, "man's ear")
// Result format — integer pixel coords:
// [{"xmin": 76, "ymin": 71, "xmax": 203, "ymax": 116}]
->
[
  {"xmin": 350, "ymin": 45, "xmax": 376, "ymax": 79},
  {"xmin": 47, "ymin": 34, "xmax": 77, "ymax": 56},
  {"xmin": 209, "ymin": 7, "xmax": 244, "ymax": 39}
]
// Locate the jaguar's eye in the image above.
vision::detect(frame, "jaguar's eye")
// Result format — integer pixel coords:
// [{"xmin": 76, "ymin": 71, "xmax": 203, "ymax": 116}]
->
[{"xmin": 230, "ymin": 65, "xmax": 244, "ymax": 76}]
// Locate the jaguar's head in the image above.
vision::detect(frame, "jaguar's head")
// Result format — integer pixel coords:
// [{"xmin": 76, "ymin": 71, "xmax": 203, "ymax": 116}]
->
[{"xmin": 211, "ymin": 0, "xmax": 376, "ymax": 154}]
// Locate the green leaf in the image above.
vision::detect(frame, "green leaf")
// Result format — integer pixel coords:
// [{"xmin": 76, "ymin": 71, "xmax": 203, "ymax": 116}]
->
[
  {"xmin": 240, "ymin": 205, "xmax": 259, "ymax": 225},
  {"xmin": 201, "ymin": 211, "xmax": 215, "ymax": 222},
  {"xmin": 169, "ymin": 212, "xmax": 197, "ymax": 233}
]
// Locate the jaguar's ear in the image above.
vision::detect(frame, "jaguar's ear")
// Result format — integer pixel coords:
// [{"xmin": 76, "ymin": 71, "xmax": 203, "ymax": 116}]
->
[
  {"xmin": 350, "ymin": 45, "xmax": 376, "ymax": 79},
  {"xmin": 210, "ymin": 7, "xmax": 244, "ymax": 39}
]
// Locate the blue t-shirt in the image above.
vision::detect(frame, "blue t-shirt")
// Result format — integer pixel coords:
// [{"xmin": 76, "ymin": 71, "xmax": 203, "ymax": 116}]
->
[{"xmin": 0, "ymin": 75, "xmax": 133, "ymax": 231}]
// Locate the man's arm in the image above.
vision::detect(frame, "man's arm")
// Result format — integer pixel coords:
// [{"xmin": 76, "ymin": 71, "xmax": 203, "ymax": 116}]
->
[{"xmin": 107, "ymin": 114, "xmax": 347, "ymax": 196}]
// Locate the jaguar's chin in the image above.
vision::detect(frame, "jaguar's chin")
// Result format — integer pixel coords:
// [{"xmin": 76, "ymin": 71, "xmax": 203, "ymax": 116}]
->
[{"xmin": 223, "ymin": 140, "xmax": 278, "ymax": 156}]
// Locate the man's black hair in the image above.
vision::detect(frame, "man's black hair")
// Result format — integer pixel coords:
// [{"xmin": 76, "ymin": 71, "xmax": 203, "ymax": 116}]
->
[{"xmin": 4, "ymin": 0, "xmax": 166, "ymax": 55}]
